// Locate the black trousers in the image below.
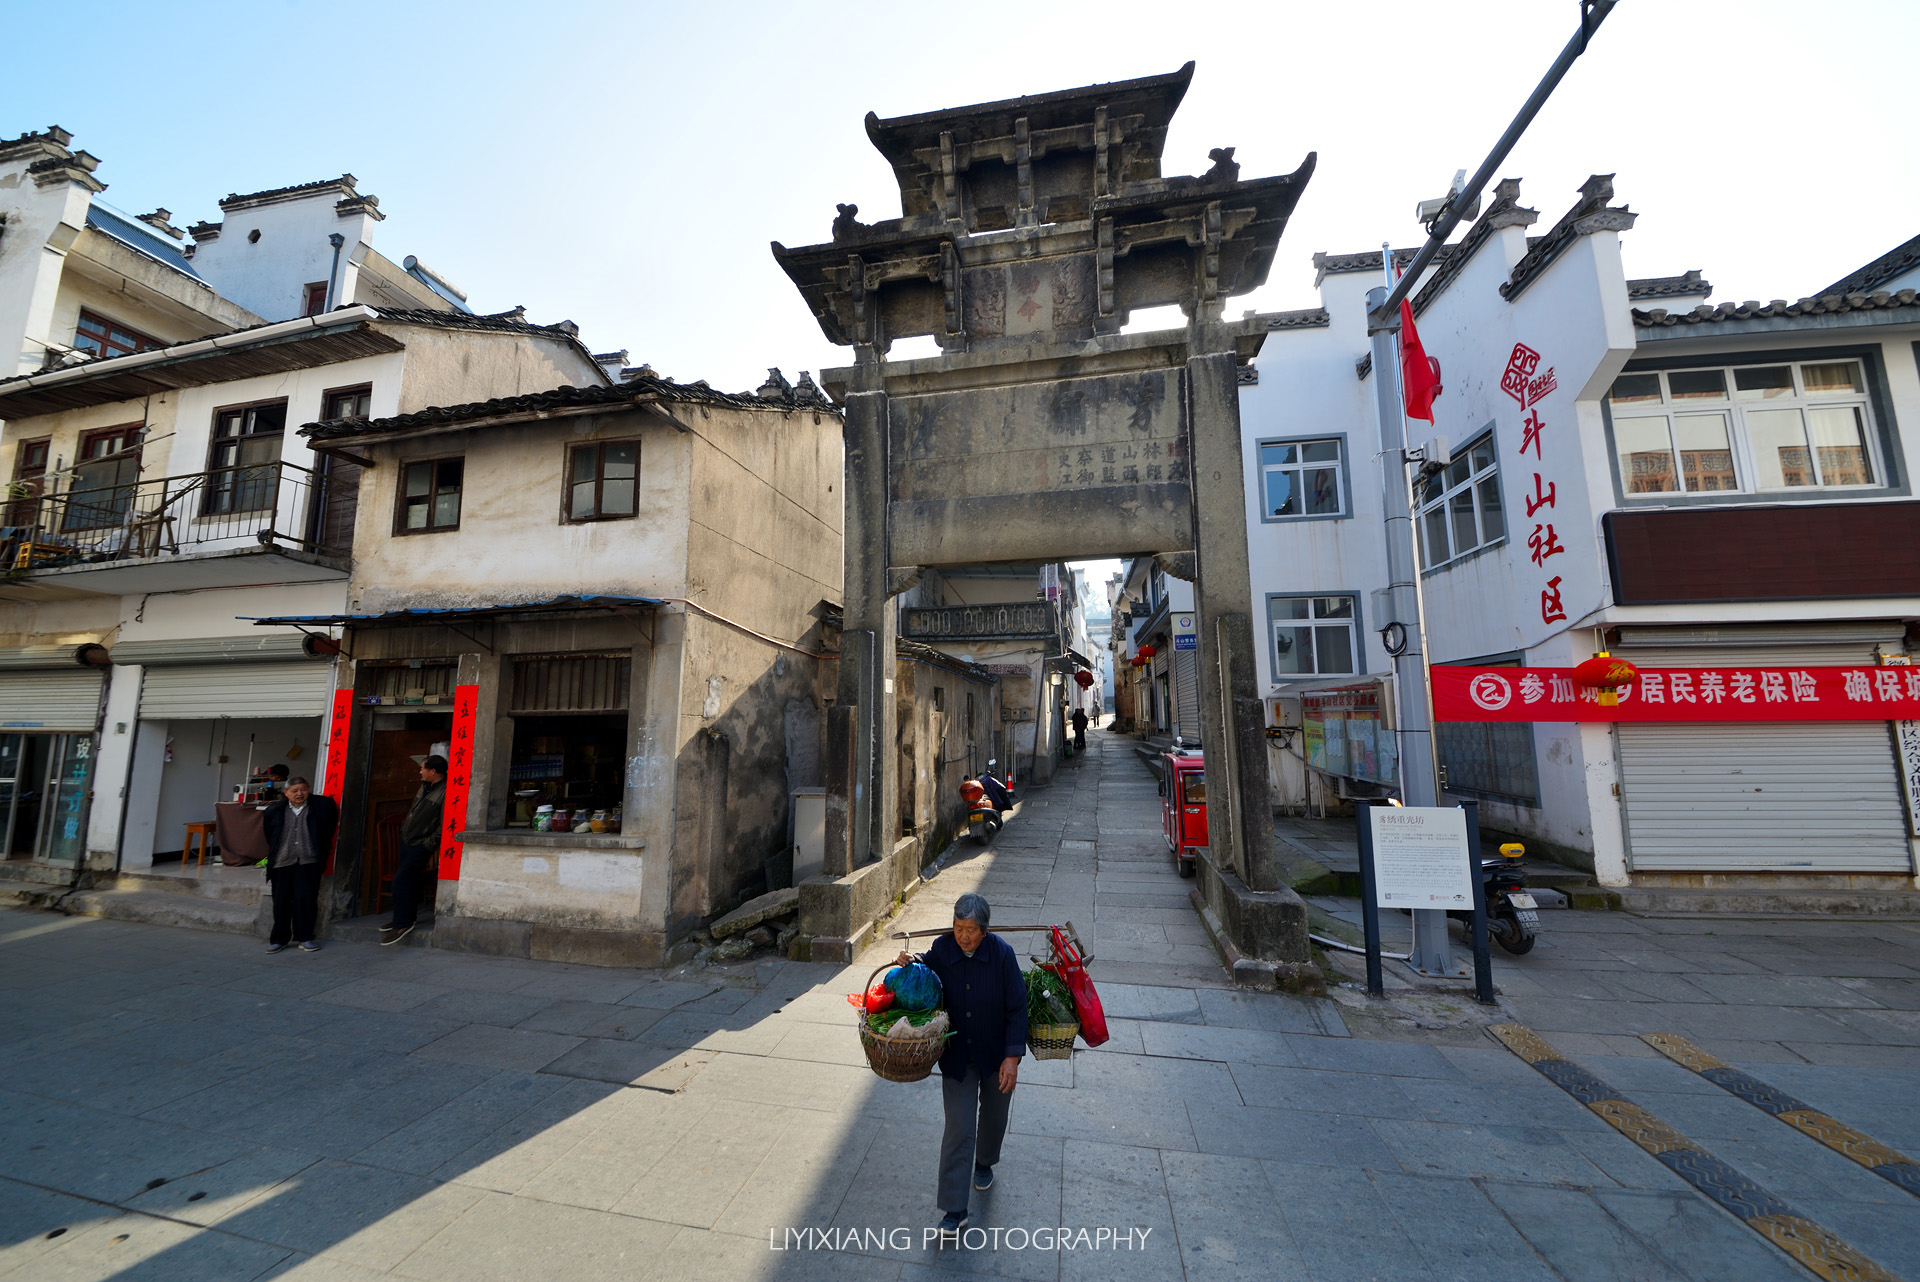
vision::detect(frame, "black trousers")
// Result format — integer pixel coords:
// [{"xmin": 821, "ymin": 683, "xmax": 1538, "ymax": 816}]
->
[
  {"xmin": 267, "ymin": 861, "xmax": 322, "ymax": 945},
  {"xmin": 938, "ymin": 1063, "xmax": 1013, "ymax": 1214},
  {"xmin": 390, "ymin": 841, "xmax": 434, "ymax": 928}
]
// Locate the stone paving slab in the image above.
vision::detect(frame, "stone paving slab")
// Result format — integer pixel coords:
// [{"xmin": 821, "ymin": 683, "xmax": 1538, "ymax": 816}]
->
[{"xmin": 2, "ymin": 730, "xmax": 1918, "ymax": 1280}]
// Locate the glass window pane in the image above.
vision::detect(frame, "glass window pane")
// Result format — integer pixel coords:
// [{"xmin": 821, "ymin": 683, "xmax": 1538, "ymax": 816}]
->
[
  {"xmin": 1314, "ymin": 596, "xmax": 1354, "ymax": 619},
  {"xmin": 572, "ymin": 481, "xmax": 597, "ymax": 518},
  {"xmin": 572, "ymin": 448, "xmax": 598, "ymax": 483},
  {"xmin": 78, "ymin": 315, "xmax": 106, "ymax": 336},
  {"xmin": 1477, "ymin": 475, "xmax": 1505, "ymax": 542},
  {"xmin": 1301, "ymin": 440, "xmax": 1339, "ymax": 463},
  {"xmin": 1444, "ymin": 457, "xmax": 1470, "ymax": 489},
  {"xmin": 405, "ymin": 498, "xmax": 428, "ymax": 530},
  {"xmin": 1469, "ymin": 437, "xmax": 1496, "ymax": 473},
  {"xmin": 1734, "ymin": 366, "xmax": 1794, "ymax": 400},
  {"xmin": 1264, "ymin": 468, "xmax": 1297, "ymax": 517},
  {"xmin": 1269, "ymin": 596, "xmax": 1310, "ymax": 621},
  {"xmin": 1808, "ymin": 406, "xmax": 1873, "ymax": 485},
  {"xmin": 1616, "ymin": 416, "xmax": 1678, "ymax": 493},
  {"xmin": 1422, "ymin": 505, "xmax": 1449, "ymax": 565},
  {"xmin": 1608, "ymin": 373, "xmax": 1661, "ymax": 404},
  {"xmin": 1801, "ymin": 361, "xmax": 1864, "ymax": 396},
  {"xmin": 1272, "ymin": 625, "xmax": 1311, "ymax": 675},
  {"xmin": 1314, "ymin": 625, "xmax": 1354, "ymax": 674},
  {"xmin": 1260, "ymin": 443, "xmax": 1296, "ymax": 466},
  {"xmin": 433, "ymin": 492, "xmax": 460, "ymax": 526},
  {"xmin": 1449, "ymin": 486, "xmax": 1477, "ymax": 552},
  {"xmin": 602, "ymin": 478, "xmax": 636, "ymax": 514},
  {"xmin": 437, "ymin": 458, "xmax": 463, "ymax": 491},
  {"xmin": 1747, "ymin": 408, "xmax": 1813, "ymax": 488},
  {"xmin": 604, "ymin": 444, "xmax": 637, "ymax": 477},
  {"xmin": 1304, "ymin": 467, "xmax": 1340, "ymax": 515},
  {"xmin": 404, "ymin": 463, "xmax": 430, "ymax": 498},
  {"xmin": 1673, "ymin": 413, "xmax": 1736, "ymax": 492},
  {"xmin": 1668, "ymin": 369, "xmax": 1727, "ymax": 400}
]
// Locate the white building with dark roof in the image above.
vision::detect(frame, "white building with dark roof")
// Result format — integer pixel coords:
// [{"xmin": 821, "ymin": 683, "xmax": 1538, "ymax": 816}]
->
[
  {"xmin": 0, "ymin": 125, "xmax": 605, "ymax": 908},
  {"xmin": 1240, "ymin": 181, "xmax": 1920, "ymax": 905}
]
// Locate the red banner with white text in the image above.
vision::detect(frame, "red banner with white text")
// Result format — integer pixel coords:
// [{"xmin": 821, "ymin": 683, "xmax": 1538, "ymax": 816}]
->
[
  {"xmin": 1433, "ymin": 665, "xmax": 1920, "ymax": 723},
  {"xmin": 320, "ymin": 686, "xmax": 354, "ymax": 875},
  {"xmin": 439, "ymin": 684, "xmax": 479, "ymax": 880}
]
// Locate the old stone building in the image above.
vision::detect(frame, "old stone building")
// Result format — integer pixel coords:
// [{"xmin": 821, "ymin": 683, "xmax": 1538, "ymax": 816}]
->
[{"xmin": 275, "ymin": 372, "xmax": 844, "ymax": 964}]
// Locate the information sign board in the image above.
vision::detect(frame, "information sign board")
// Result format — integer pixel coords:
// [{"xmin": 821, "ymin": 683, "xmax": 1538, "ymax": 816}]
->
[{"xmin": 1367, "ymin": 806, "xmax": 1474, "ymax": 909}]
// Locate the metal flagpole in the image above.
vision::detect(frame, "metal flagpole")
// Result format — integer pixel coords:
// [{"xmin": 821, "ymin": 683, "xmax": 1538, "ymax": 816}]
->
[{"xmin": 1368, "ymin": 253, "xmax": 1454, "ymax": 977}]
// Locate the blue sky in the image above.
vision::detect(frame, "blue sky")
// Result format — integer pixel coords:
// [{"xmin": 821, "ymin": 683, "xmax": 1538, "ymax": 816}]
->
[{"xmin": 12, "ymin": 1, "xmax": 1917, "ymax": 393}]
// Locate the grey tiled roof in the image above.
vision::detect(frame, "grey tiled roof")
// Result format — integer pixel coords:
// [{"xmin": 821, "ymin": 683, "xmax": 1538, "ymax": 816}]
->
[
  {"xmin": 1632, "ymin": 288, "xmax": 1920, "ymax": 328},
  {"xmin": 1627, "ymin": 270, "xmax": 1709, "ymax": 300},
  {"xmin": 1265, "ymin": 308, "xmax": 1330, "ymax": 329},
  {"xmin": 1819, "ymin": 232, "xmax": 1920, "ymax": 297},
  {"xmin": 219, "ymin": 174, "xmax": 359, "ymax": 208},
  {"xmin": 303, "ymin": 369, "xmax": 835, "ymax": 440},
  {"xmin": 1499, "ymin": 175, "xmax": 1635, "ymax": 304}
]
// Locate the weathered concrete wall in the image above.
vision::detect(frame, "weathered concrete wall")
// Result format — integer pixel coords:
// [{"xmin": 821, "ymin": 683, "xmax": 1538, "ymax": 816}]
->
[
  {"xmin": 348, "ymin": 408, "xmax": 694, "ymax": 613},
  {"xmin": 667, "ymin": 401, "xmax": 843, "ymax": 931},
  {"xmin": 384, "ymin": 325, "xmax": 602, "ymax": 416}
]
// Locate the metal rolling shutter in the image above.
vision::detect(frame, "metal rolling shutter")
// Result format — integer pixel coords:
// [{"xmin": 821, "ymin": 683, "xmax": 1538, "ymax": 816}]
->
[
  {"xmin": 1172, "ymin": 649, "xmax": 1202, "ymax": 743},
  {"xmin": 0, "ymin": 671, "xmax": 104, "ymax": 730},
  {"xmin": 140, "ymin": 663, "xmax": 333, "ymax": 720},
  {"xmin": 1614, "ymin": 626, "xmax": 1911, "ymax": 873},
  {"xmin": 1617, "ymin": 721, "xmax": 1910, "ymax": 872}
]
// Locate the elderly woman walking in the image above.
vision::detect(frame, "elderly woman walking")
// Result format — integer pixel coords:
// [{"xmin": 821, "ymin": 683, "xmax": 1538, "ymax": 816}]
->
[{"xmin": 896, "ymin": 892, "xmax": 1028, "ymax": 1238}]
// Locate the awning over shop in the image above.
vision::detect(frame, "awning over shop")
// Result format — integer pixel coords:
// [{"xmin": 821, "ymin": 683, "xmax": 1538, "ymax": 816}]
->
[{"xmin": 242, "ymin": 594, "xmax": 665, "ymax": 627}]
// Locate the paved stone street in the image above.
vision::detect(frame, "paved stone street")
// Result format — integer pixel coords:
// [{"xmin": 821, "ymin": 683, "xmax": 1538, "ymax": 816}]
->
[{"xmin": 3, "ymin": 727, "xmax": 1918, "ymax": 1280}]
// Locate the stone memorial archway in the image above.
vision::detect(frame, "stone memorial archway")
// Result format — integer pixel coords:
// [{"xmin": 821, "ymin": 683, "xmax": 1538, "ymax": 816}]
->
[{"xmin": 776, "ymin": 64, "xmax": 1315, "ymax": 976}]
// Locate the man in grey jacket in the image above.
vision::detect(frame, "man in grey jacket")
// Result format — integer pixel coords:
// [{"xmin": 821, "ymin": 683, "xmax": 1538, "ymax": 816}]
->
[{"xmin": 382, "ymin": 755, "xmax": 446, "ymax": 946}]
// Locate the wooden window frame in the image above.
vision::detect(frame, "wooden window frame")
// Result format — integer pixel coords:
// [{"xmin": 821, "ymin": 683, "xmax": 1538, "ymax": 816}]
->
[
  {"xmin": 302, "ymin": 282, "xmax": 329, "ymax": 317},
  {"xmin": 394, "ymin": 454, "xmax": 464, "ymax": 535},
  {"xmin": 12, "ymin": 437, "xmax": 51, "ymax": 483},
  {"xmin": 562, "ymin": 439, "xmax": 640, "ymax": 524},
  {"xmin": 322, "ymin": 383, "xmax": 374, "ymax": 421},
  {"xmin": 73, "ymin": 309, "xmax": 161, "ymax": 360}
]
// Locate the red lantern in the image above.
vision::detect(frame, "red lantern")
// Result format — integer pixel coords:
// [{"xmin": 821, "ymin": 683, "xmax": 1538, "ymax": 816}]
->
[
  {"xmin": 1074, "ymin": 670, "xmax": 1094, "ymax": 689},
  {"xmin": 1139, "ymin": 644, "xmax": 1156, "ymax": 659},
  {"xmin": 1573, "ymin": 652, "xmax": 1639, "ymax": 707}
]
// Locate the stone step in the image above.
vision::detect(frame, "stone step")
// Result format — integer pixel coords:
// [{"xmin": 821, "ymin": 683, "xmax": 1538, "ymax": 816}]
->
[
  {"xmin": 327, "ymin": 913, "xmax": 435, "ymax": 947},
  {"xmin": 114, "ymin": 868, "xmax": 265, "ymax": 906},
  {"xmin": 1613, "ymin": 886, "xmax": 1920, "ymax": 917},
  {"xmin": 0, "ymin": 861, "xmax": 77, "ymax": 889},
  {"xmin": 60, "ymin": 887, "xmax": 262, "ymax": 935}
]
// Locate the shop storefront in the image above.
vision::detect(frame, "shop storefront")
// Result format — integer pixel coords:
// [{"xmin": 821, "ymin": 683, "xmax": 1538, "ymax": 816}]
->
[
  {"xmin": 0, "ymin": 645, "xmax": 108, "ymax": 864},
  {"xmin": 1432, "ymin": 629, "xmax": 1919, "ymax": 881}
]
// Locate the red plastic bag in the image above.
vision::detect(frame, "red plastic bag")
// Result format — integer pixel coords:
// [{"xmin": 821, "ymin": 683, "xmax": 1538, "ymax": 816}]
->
[
  {"xmin": 846, "ymin": 980, "xmax": 893, "ymax": 1015},
  {"xmin": 1045, "ymin": 925, "xmax": 1108, "ymax": 1047}
]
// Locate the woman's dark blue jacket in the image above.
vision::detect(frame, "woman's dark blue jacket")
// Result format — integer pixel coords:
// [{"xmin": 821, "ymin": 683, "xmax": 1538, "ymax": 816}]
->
[{"xmin": 916, "ymin": 931, "xmax": 1028, "ymax": 1079}]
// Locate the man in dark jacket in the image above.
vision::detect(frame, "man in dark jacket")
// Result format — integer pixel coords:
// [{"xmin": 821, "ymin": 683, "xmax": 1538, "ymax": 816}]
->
[
  {"xmin": 897, "ymin": 892, "xmax": 1027, "ymax": 1239},
  {"xmin": 261, "ymin": 777, "xmax": 337, "ymax": 953},
  {"xmin": 383, "ymin": 755, "xmax": 446, "ymax": 947}
]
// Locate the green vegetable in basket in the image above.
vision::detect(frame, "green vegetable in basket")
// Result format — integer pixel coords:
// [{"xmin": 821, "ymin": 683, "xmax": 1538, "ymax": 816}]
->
[
  {"xmin": 1024, "ymin": 966, "xmax": 1076, "ymax": 1027},
  {"xmin": 867, "ymin": 1008, "xmax": 909, "ymax": 1035}
]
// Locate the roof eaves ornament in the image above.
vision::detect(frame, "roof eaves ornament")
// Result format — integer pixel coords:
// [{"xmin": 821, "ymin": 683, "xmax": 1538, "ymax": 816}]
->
[{"xmin": 1499, "ymin": 174, "xmax": 1635, "ymax": 304}]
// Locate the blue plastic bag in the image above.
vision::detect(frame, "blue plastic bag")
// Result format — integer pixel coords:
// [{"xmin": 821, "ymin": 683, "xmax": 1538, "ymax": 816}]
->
[{"xmin": 885, "ymin": 962, "xmax": 943, "ymax": 1012}]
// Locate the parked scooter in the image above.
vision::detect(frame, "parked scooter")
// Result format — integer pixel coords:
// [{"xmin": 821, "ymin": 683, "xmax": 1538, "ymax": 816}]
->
[
  {"xmin": 1448, "ymin": 842, "xmax": 1540, "ymax": 954},
  {"xmin": 961, "ymin": 759, "xmax": 1016, "ymax": 844}
]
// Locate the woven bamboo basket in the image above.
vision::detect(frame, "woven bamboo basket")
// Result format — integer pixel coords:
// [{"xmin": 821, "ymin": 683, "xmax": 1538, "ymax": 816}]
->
[
  {"xmin": 855, "ymin": 965, "xmax": 949, "ymax": 1083},
  {"xmin": 1028, "ymin": 1021, "xmax": 1080, "ymax": 1061}
]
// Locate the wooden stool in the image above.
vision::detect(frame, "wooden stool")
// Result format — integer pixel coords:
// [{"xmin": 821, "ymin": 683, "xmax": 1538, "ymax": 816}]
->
[{"xmin": 182, "ymin": 822, "xmax": 217, "ymax": 868}]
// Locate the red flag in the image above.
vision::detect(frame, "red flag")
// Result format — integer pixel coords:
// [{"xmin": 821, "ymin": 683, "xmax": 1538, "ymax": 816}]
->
[{"xmin": 1398, "ymin": 298, "xmax": 1443, "ymax": 422}]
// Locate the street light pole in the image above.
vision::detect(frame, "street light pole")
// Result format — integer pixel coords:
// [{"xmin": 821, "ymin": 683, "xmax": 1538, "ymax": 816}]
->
[{"xmin": 1364, "ymin": 0, "xmax": 1620, "ymax": 977}]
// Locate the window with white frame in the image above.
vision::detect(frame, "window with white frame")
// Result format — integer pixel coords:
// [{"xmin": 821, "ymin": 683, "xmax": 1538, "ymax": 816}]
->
[
  {"xmin": 1414, "ymin": 434, "xmax": 1504, "ymax": 569},
  {"xmin": 1268, "ymin": 595, "xmax": 1357, "ymax": 677},
  {"xmin": 1606, "ymin": 360, "xmax": 1880, "ymax": 497},
  {"xmin": 1259, "ymin": 438, "xmax": 1345, "ymax": 518}
]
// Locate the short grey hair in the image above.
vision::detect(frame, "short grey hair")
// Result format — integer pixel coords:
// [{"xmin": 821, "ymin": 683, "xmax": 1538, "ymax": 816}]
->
[{"xmin": 953, "ymin": 893, "xmax": 991, "ymax": 928}]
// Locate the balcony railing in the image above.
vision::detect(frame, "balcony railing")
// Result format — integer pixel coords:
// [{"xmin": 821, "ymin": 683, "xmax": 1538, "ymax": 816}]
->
[{"xmin": 3, "ymin": 461, "xmax": 350, "ymax": 574}]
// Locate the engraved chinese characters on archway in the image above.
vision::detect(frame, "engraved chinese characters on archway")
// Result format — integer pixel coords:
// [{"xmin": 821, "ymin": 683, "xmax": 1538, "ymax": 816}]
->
[
  {"xmin": 1503, "ymin": 343, "xmax": 1563, "ymax": 626},
  {"xmin": 889, "ymin": 367, "xmax": 1187, "ymax": 500}
]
